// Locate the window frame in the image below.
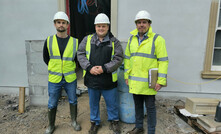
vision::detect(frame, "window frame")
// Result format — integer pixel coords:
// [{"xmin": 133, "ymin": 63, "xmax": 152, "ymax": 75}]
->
[
  {"xmin": 110, "ymin": 0, "xmax": 118, "ymax": 37},
  {"xmin": 201, "ymin": 0, "xmax": 221, "ymax": 78}
]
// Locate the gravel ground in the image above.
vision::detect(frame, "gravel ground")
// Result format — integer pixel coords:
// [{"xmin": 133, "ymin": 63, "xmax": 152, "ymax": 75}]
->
[{"xmin": 0, "ymin": 93, "xmax": 203, "ymax": 134}]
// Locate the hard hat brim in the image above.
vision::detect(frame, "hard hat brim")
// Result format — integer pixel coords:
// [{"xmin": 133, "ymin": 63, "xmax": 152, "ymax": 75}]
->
[{"xmin": 135, "ymin": 19, "xmax": 152, "ymax": 24}]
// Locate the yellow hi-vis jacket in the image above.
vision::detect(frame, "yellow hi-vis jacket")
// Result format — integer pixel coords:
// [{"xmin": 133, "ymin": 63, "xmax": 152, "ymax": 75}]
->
[
  {"xmin": 83, "ymin": 34, "xmax": 118, "ymax": 82},
  {"xmin": 124, "ymin": 27, "xmax": 168, "ymax": 95},
  {"xmin": 47, "ymin": 35, "xmax": 78, "ymax": 83}
]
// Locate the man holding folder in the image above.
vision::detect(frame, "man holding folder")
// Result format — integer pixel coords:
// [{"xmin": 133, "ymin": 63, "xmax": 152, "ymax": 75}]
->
[{"xmin": 124, "ymin": 10, "xmax": 168, "ymax": 134}]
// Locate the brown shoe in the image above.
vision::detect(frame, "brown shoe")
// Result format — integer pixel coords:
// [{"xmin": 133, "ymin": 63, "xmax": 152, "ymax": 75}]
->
[
  {"xmin": 109, "ymin": 121, "xmax": 121, "ymax": 134},
  {"xmin": 88, "ymin": 122, "xmax": 100, "ymax": 134},
  {"xmin": 126, "ymin": 127, "xmax": 144, "ymax": 134}
]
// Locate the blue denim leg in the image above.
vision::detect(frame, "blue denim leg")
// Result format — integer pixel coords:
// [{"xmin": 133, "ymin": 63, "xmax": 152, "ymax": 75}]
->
[
  {"xmin": 133, "ymin": 94, "xmax": 145, "ymax": 129},
  {"xmin": 102, "ymin": 88, "xmax": 119, "ymax": 121},
  {"xmin": 63, "ymin": 79, "xmax": 78, "ymax": 105},
  {"xmin": 144, "ymin": 95, "xmax": 156, "ymax": 134},
  {"xmin": 88, "ymin": 88, "xmax": 101, "ymax": 125},
  {"xmin": 48, "ymin": 80, "xmax": 63, "ymax": 109}
]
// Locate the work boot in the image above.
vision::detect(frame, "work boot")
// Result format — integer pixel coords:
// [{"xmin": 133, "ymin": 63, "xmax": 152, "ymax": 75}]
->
[
  {"xmin": 126, "ymin": 127, "xmax": 144, "ymax": 134},
  {"xmin": 109, "ymin": 120, "xmax": 121, "ymax": 134},
  {"xmin": 45, "ymin": 107, "xmax": 57, "ymax": 134},
  {"xmin": 70, "ymin": 104, "xmax": 81, "ymax": 131},
  {"xmin": 88, "ymin": 122, "xmax": 100, "ymax": 134}
]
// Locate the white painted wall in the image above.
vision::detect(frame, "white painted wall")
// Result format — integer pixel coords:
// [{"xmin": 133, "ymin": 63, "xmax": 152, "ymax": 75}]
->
[
  {"xmin": 118, "ymin": 0, "xmax": 221, "ymax": 97},
  {"xmin": 0, "ymin": 0, "xmax": 57, "ymax": 88}
]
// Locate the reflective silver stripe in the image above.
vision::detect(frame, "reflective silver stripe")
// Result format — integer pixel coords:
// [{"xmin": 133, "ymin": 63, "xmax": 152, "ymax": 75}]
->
[
  {"xmin": 151, "ymin": 34, "xmax": 159, "ymax": 56},
  {"xmin": 49, "ymin": 70, "xmax": 75, "ymax": 76},
  {"xmin": 124, "ymin": 69, "xmax": 128, "ymax": 72},
  {"xmin": 158, "ymin": 73, "xmax": 167, "ymax": 78},
  {"xmin": 64, "ymin": 71, "xmax": 75, "ymax": 76},
  {"xmin": 158, "ymin": 57, "xmax": 168, "ymax": 61},
  {"xmin": 129, "ymin": 76, "xmax": 149, "ymax": 82},
  {"xmin": 131, "ymin": 53, "xmax": 156, "ymax": 59},
  {"xmin": 49, "ymin": 36, "xmax": 53, "ymax": 56},
  {"xmin": 50, "ymin": 56, "xmax": 60, "ymax": 59},
  {"xmin": 86, "ymin": 51, "xmax": 89, "ymax": 55},
  {"xmin": 73, "ymin": 38, "xmax": 76, "ymax": 60},
  {"xmin": 63, "ymin": 57, "xmax": 73, "ymax": 61},
  {"xmin": 124, "ymin": 55, "xmax": 130, "ymax": 59},
  {"xmin": 128, "ymin": 35, "xmax": 133, "ymax": 53},
  {"xmin": 49, "ymin": 71, "xmax": 62, "ymax": 76}
]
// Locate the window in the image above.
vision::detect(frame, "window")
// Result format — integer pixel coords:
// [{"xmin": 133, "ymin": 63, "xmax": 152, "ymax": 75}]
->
[
  {"xmin": 202, "ymin": 0, "xmax": 221, "ymax": 78},
  {"xmin": 212, "ymin": 1, "xmax": 221, "ymax": 71}
]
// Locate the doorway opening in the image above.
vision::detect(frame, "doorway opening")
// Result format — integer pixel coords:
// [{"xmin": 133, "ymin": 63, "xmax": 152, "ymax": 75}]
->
[
  {"xmin": 66, "ymin": 0, "xmax": 111, "ymax": 88},
  {"xmin": 68, "ymin": 0, "xmax": 111, "ymax": 42}
]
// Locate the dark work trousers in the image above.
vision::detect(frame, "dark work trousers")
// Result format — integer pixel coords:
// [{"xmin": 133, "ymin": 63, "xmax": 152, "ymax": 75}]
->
[{"xmin": 133, "ymin": 94, "xmax": 156, "ymax": 134}]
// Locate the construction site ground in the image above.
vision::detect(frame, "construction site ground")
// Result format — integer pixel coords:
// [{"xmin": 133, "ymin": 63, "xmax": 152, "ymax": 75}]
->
[{"xmin": 0, "ymin": 92, "xmax": 205, "ymax": 134}]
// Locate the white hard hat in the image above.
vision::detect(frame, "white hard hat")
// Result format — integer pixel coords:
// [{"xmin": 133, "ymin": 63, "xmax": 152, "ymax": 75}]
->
[
  {"xmin": 135, "ymin": 10, "xmax": 152, "ymax": 23},
  {"xmin": 53, "ymin": 11, "xmax": 69, "ymax": 23},
  {"xmin": 94, "ymin": 13, "xmax": 110, "ymax": 24}
]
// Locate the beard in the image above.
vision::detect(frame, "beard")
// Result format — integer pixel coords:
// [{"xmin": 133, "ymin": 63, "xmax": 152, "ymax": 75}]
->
[
  {"xmin": 57, "ymin": 27, "xmax": 66, "ymax": 32},
  {"xmin": 138, "ymin": 28, "xmax": 147, "ymax": 36}
]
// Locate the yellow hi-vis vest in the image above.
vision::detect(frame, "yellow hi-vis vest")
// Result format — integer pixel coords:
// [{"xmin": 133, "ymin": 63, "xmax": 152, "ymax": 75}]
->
[
  {"xmin": 83, "ymin": 34, "xmax": 118, "ymax": 82},
  {"xmin": 124, "ymin": 27, "xmax": 168, "ymax": 95},
  {"xmin": 47, "ymin": 35, "xmax": 78, "ymax": 83}
]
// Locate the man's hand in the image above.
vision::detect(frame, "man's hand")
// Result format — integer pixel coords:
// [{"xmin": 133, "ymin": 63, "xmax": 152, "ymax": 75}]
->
[
  {"xmin": 95, "ymin": 66, "xmax": 103, "ymax": 74},
  {"xmin": 125, "ymin": 79, "xmax": 128, "ymax": 85},
  {"xmin": 90, "ymin": 66, "xmax": 103, "ymax": 75},
  {"xmin": 155, "ymin": 83, "xmax": 162, "ymax": 91}
]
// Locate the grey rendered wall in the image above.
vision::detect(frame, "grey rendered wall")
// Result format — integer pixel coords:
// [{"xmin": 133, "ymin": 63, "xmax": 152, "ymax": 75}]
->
[
  {"xmin": 0, "ymin": 0, "xmax": 57, "ymax": 90},
  {"xmin": 118, "ymin": 0, "xmax": 221, "ymax": 98}
]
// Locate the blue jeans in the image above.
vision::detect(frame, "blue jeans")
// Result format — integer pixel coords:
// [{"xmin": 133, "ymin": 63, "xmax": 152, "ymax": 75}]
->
[
  {"xmin": 88, "ymin": 87, "xmax": 119, "ymax": 125},
  {"xmin": 48, "ymin": 78, "xmax": 77, "ymax": 109},
  {"xmin": 133, "ymin": 94, "xmax": 156, "ymax": 134}
]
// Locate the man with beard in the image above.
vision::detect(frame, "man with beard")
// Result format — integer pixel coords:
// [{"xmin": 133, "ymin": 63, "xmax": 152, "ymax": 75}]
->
[
  {"xmin": 77, "ymin": 13, "xmax": 123, "ymax": 134},
  {"xmin": 124, "ymin": 10, "xmax": 168, "ymax": 134},
  {"xmin": 43, "ymin": 11, "xmax": 81, "ymax": 134}
]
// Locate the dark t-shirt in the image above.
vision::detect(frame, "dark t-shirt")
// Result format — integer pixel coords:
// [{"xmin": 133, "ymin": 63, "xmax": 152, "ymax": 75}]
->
[{"xmin": 43, "ymin": 35, "xmax": 70, "ymax": 65}]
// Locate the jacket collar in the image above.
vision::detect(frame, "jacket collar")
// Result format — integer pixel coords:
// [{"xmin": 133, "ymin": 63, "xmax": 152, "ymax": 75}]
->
[
  {"xmin": 130, "ymin": 26, "xmax": 153, "ymax": 37},
  {"xmin": 94, "ymin": 33, "xmax": 110, "ymax": 42},
  {"xmin": 90, "ymin": 32, "xmax": 110, "ymax": 45}
]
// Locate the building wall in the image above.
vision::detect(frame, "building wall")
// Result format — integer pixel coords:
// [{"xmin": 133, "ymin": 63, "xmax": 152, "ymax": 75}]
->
[
  {"xmin": 118, "ymin": 0, "xmax": 221, "ymax": 98},
  {"xmin": 0, "ymin": 0, "xmax": 57, "ymax": 91}
]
